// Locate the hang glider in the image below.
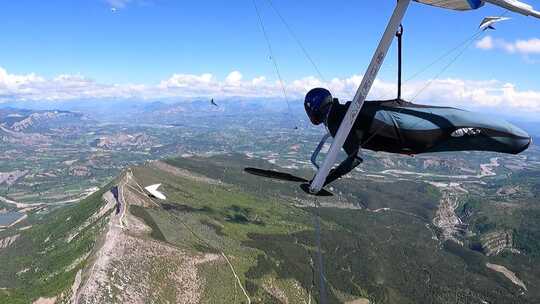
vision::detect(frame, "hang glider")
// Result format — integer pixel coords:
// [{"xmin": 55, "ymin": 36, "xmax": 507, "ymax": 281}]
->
[
  {"xmin": 145, "ymin": 184, "xmax": 166, "ymax": 200},
  {"xmin": 479, "ymin": 16, "xmax": 511, "ymax": 30},
  {"xmin": 307, "ymin": 0, "xmax": 540, "ymax": 194}
]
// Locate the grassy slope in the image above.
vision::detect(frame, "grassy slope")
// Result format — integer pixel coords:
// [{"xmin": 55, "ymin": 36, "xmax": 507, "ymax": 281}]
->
[
  {"xmin": 127, "ymin": 154, "xmax": 539, "ymax": 304},
  {"xmin": 0, "ymin": 181, "xmax": 114, "ymax": 304},
  {"xmin": 129, "ymin": 161, "xmax": 313, "ymax": 303},
  {"xmin": 2, "ymin": 151, "xmax": 537, "ymax": 303}
]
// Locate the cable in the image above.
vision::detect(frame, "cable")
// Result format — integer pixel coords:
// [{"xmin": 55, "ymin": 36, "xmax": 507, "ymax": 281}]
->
[
  {"xmin": 403, "ymin": 10, "xmax": 509, "ymax": 95},
  {"xmin": 266, "ymin": 0, "xmax": 326, "ymax": 82},
  {"xmin": 409, "ymin": 9, "xmax": 509, "ymax": 101},
  {"xmin": 372, "ymin": 29, "xmax": 484, "ymax": 102},
  {"xmin": 377, "ymin": 10, "xmax": 509, "ymax": 102},
  {"xmin": 252, "ymin": 0, "xmax": 298, "ymax": 129},
  {"xmin": 404, "ymin": 30, "xmax": 483, "ymax": 84},
  {"xmin": 410, "ymin": 30, "xmax": 484, "ymax": 101},
  {"xmin": 361, "ymin": 8, "xmax": 509, "ymax": 147},
  {"xmin": 252, "ymin": 39, "xmax": 330, "ymax": 296},
  {"xmin": 360, "ymin": 33, "xmax": 477, "ymax": 148},
  {"xmin": 313, "ymin": 197, "xmax": 327, "ymax": 304}
]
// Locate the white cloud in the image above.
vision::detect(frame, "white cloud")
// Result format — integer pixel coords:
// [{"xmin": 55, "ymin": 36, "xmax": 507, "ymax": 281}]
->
[
  {"xmin": 105, "ymin": 0, "xmax": 151, "ymax": 9},
  {"xmin": 515, "ymin": 38, "xmax": 540, "ymax": 54},
  {"xmin": 476, "ymin": 36, "xmax": 540, "ymax": 55},
  {"xmin": 252, "ymin": 76, "xmax": 266, "ymax": 85},
  {"xmin": 0, "ymin": 67, "xmax": 44, "ymax": 90},
  {"xmin": 475, "ymin": 36, "xmax": 493, "ymax": 50},
  {"xmin": 159, "ymin": 73, "xmax": 213, "ymax": 89},
  {"xmin": 106, "ymin": 0, "xmax": 131, "ymax": 9},
  {"xmin": 225, "ymin": 71, "xmax": 243, "ymax": 84},
  {"xmin": 0, "ymin": 67, "xmax": 539, "ymax": 118}
]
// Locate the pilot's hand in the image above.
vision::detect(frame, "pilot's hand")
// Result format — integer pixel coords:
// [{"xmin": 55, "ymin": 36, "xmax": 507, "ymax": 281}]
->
[
  {"xmin": 322, "ymin": 169, "xmax": 337, "ymax": 187},
  {"xmin": 308, "ymin": 169, "xmax": 337, "ymax": 189}
]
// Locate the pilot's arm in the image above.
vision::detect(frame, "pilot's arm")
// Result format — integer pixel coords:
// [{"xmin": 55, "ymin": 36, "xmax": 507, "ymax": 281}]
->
[{"xmin": 323, "ymin": 149, "xmax": 363, "ymax": 186}]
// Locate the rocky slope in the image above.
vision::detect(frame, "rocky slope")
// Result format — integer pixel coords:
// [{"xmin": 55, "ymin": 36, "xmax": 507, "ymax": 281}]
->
[
  {"xmin": 0, "ymin": 108, "xmax": 85, "ymax": 133},
  {"xmin": 1, "ymin": 153, "xmax": 539, "ymax": 303}
]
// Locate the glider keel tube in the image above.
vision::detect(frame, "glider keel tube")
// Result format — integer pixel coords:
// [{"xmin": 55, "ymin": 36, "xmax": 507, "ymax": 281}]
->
[{"xmin": 309, "ymin": 0, "xmax": 412, "ymax": 194}]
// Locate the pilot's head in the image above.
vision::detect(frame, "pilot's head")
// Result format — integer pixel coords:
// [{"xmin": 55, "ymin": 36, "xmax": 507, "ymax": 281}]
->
[{"xmin": 304, "ymin": 88, "xmax": 333, "ymax": 125}]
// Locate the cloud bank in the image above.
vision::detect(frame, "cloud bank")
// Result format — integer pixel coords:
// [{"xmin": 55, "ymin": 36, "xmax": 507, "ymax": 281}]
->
[
  {"xmin": 1, "ymin": 67, "xmax": 539, "ymax": 118},
  {"xmin": 476, "ymin": 36, "xmax": 540, "ymax": 55}
]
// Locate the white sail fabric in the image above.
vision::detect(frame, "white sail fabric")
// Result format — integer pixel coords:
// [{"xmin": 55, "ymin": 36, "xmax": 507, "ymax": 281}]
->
[
  {"xmin": 484, "ymin": 0, "xmax": 540, "ymax": 18},
  {"xmin": 414, "ymin": 0, "xmax": 540, "ymax": 18},
  {"xmin": 479, "ymin": 16, "xmax": 510, "ymax": 29},
  {"xmin": 414, "ymin": 0, "xmax": 485, "ymax": 10},
  {"xmin": 145, "ymin": 184, "xmax": 166, "ymax": 200}
]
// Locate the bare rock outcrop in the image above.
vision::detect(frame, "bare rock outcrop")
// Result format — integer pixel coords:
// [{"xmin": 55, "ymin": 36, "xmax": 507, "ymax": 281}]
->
[
  {"xmin": 93, "ymin": 133, "xmax": 155, "ymax": 150},
  {"xmin": 480, "ymin": 231, "xmax": 515, "ymax": 256},
  {"xmin": 0, "ymin": 234, "xmax": 20, "ymax": 249}
]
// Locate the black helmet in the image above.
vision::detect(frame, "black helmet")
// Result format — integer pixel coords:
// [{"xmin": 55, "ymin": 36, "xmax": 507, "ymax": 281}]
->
[{"xmin": 304, "ymin": 88, "xmax": 333, "ymax": 125}]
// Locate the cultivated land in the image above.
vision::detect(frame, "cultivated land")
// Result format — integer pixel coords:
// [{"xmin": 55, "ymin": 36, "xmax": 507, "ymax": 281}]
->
[{"xmin": 1, "ymin": 104, "xmax": 539, "ymax": 303}]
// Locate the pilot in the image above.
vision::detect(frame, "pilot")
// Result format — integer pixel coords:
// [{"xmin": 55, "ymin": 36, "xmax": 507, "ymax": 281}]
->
[
  {"xmin": 304, "ymin": 88, "xmax": 531, "ymax": 186},
  {"xmin": 304, "ymin": 88, "xmax": 364, "ymax": 186}
]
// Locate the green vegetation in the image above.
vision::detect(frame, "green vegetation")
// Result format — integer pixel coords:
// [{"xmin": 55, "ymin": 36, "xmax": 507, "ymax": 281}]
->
[
  {"xmin": 513, "ymin": 209, "xmax": 540, "ymax": 257},
  {"xmin": 0, "ymin": 181, "xmax": 114, "ymax": 303},
  {"xmin": 1, "ymin": 106, "xmax": 539, "ymax": 303},
  {"xmin": 127, "ymin": 154, "xmax": 540, "ymax": 303}
]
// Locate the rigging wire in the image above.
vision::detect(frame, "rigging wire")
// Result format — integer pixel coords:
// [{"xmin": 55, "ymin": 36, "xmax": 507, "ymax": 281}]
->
[
  {"xmin": 361, "ymin": 8, "xmax": 509, "ymax": 148},
  {"xmin": 410, "ymin": 30, "xmax": 484, "ymax": 101},
  {"xmin": 360, "ymin": 32, "xmax": 482, "ymax": 147},
  {"xmin": 251, "ymin": 5, "xmax": 328, "ymax": 300},
  {"xmin": 266, "ymin": 0, "xmax": 333, "ymax": 291},
  {"xmin": 404, "ymin": 31, "xmax": 483, "ymax": 84},
  {"xmin": 408, "ymin": 9, "xmax": 509, "ymax": 101},
  {"xmin": 404, "ymin": 10, "xmax": 510, "ymax": 97},
  {"xmin": 378, "ymin": 9, "xmax": 509, "ymax": 101},
  {"xmin": 252, "ymin": 0, "xmax": 298, "ymax": 129},
  {"xmin": 375, "ymin": 29, "xmax": 484, "ymax": 101},
  {"xmin": 313, "ymin": 197, "xmax": 328, "ymax": 304},
  {"xmin": 265, "ymin": 0, "xmax": 327, "ymax": 83}
]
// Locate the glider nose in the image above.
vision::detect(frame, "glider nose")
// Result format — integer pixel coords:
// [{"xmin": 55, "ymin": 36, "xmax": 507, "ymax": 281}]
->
[
  {"xmin": 511, "ymin": 136, "xmax": 532, "ymax": 154},
  {"xmin": 525, "ymin": 136, "xmax": 532, "ymax": 150},
  {"xmin": 502, "ymin": 123, "xmax": 531, "ymax": 154}
]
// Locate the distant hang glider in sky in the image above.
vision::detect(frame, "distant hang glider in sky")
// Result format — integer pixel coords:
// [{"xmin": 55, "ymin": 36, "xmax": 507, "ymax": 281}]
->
[
  {"xmin": 145, "ymin": 184, "xmax": 166, "ymax": 200},
  {"xmin": 308, "ymin": 0, "xmax": 540, "ymax": 194},
  {"xmin": 479, "ymin": 16, "xmax": 511, "ymax": 30}
]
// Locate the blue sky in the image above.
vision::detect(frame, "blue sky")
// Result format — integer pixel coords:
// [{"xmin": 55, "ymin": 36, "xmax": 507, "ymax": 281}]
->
[{"xmin": 0, "ymin": 0, "xmax": 539, "ymax": 118}]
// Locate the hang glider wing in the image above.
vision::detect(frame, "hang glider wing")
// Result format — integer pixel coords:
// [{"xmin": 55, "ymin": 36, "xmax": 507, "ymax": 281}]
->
[
  {"xmin": 484, "ymin": 0, "xmax": 540, "ymax": 18},
  {"xmin": 414, "ymin": 0, "xmax": 484, "ymax": 10},
  {"xmin": 145, "ymin": 184, "xmax": 166, "ymax": 200},
  {"xmin": 479, "ymin": 16, "xmax": 511, "ymax": 30},
  {"xmin": 309, "ymin": 0, "xmax": 540, "ymax": 194},
  {"xmin": 414, "ymin": 0, "xmax": 540, "ymax": 19}
]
